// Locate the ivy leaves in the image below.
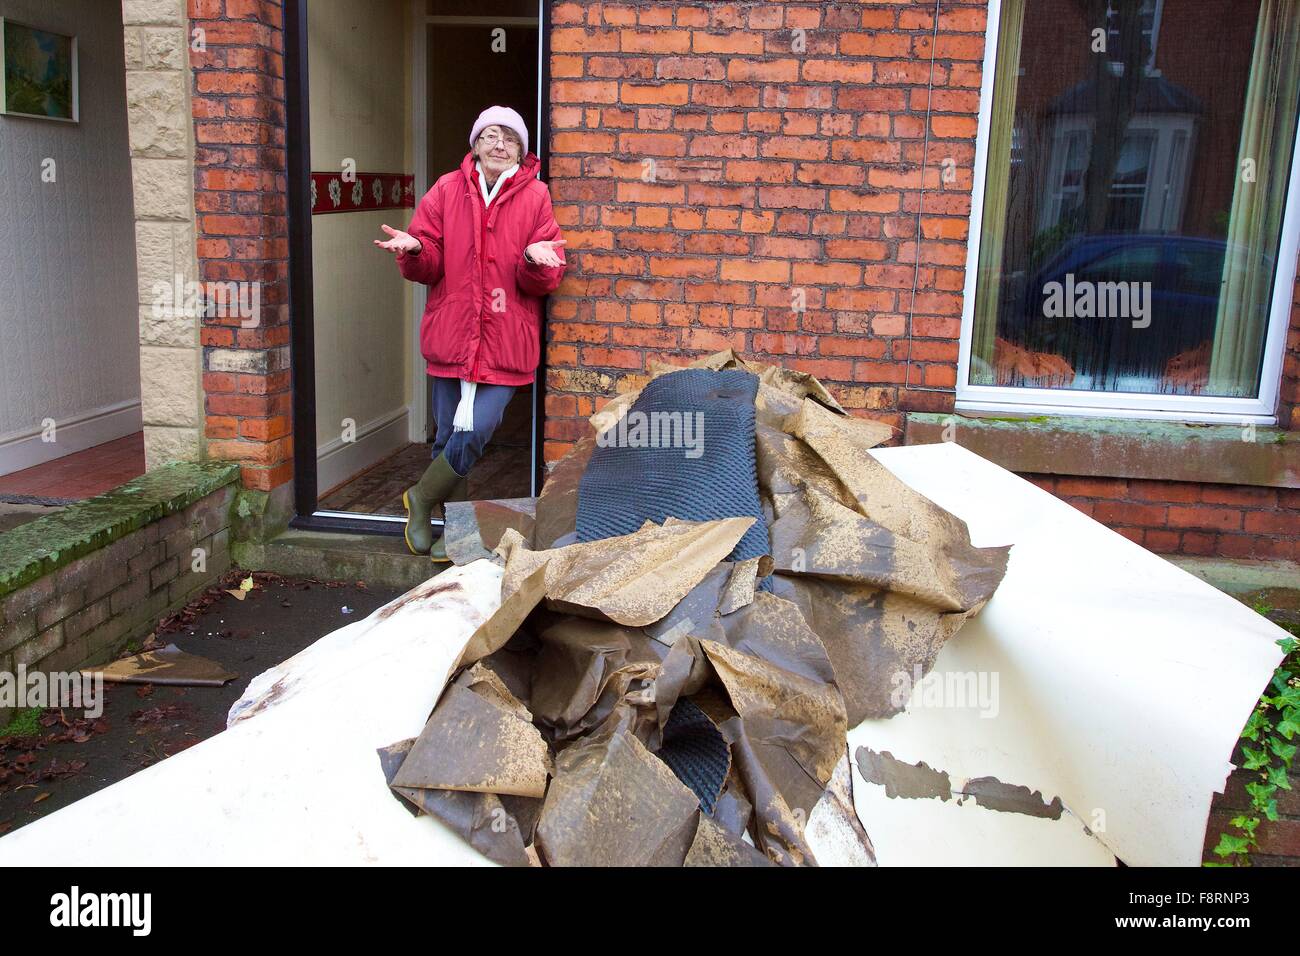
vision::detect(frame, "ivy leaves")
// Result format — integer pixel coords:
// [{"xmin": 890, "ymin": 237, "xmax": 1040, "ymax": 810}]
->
[{"xmin": 1210, "ymin": 625, "xmax": 1300, "ymax": 866}]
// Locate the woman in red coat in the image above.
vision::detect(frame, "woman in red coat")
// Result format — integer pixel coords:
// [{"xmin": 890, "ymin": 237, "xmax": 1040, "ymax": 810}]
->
[{"xmin": 375, "ymin": 106, "xmax": 567, "ymax": 560}]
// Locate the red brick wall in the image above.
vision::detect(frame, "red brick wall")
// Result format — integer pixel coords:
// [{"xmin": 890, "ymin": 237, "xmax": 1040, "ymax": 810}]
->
[
  {"xmin": 539, "ymin": 0, "xmax": 1297, "ymax": 563},
  {"xmin": 1024, "ymin": 475, "xmax": 1300, "ymax": 561},
  {"xmin": 544, "ymin": 0, "xmax": 987, "ymax": 461},
  {"xmin": 189, "ymin": 0, "xmax": 293, "ymax": 491},
  {"xmin": 181, "ymin": 0, "xmax": 1298, "ymax": 553}
]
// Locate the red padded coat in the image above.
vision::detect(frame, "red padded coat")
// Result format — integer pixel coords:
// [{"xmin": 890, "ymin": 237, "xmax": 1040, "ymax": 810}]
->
[{"xmin": 396, "ymin": 151, "xmax": 566, "ymax": 386}]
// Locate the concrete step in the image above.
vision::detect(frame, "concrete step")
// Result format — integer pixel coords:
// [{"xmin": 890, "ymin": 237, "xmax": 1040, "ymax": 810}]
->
[{"xmin": 234, "ymin": 528, "xmax": 444, "ymax": 591}]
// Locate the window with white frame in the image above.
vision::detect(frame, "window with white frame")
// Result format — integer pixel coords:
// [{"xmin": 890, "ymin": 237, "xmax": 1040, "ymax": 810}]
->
[
  {"xmin": 960, "ymin": 0, "xmax": 1300, "ymax": 421},
  {"xmin": 1105, "ymin": 0, "xmax": 1163, "ymax": 73}
]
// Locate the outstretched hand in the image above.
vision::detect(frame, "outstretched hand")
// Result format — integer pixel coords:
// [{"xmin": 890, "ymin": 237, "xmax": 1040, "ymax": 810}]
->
[
  {"xmin": 374, "ymin": 224, "xmax": 421, "ymax": 255},
  {"xmin": 525, "ymin": 239, "xmax": 567, "ymax": 267}
]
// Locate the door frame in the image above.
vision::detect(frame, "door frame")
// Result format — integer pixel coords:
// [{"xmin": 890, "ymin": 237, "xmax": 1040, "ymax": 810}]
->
[{"xmin": 287, "ymin": 0, "xmax": 551, "ymax": 534}]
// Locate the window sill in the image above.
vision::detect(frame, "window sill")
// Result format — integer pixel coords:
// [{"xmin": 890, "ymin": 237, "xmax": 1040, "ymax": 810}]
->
[{"xmin": 904, "ymin": 413, "xmax": 1299, "ymax": 489}]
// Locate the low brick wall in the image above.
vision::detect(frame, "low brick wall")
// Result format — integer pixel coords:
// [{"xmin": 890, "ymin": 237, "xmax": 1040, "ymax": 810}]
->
[
  {"xmin": 904, "ymin": 413, "xmax": 1300, "ymax": 561},
  {"xmin": 0, "ymin": 463, "xmax": 240, "ymax": 728},
  {"xmin": 1026, "ymin": 476, "xmax": 1300, "ymax": 561}
]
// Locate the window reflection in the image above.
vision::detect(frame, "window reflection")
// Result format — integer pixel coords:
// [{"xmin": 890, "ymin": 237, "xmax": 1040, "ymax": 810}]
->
[{"xmin": 970, "ymin": 0, "xmax": 1299, "ymax": 401}]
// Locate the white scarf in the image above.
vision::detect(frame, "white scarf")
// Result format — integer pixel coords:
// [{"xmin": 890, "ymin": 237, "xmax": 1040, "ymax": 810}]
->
[
  {"xmin": 474, "ymin": 160, "xmax": 520, "ymax": 208},
  {"xmin": 453, "ymin": 161, "xmax": 521, "ymax": 433}
]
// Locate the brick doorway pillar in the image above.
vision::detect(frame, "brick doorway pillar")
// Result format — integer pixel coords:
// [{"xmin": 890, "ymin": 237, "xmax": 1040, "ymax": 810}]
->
[{"xmin": 187, "ymin": 0, "xmax": 293, "ymax": 492}]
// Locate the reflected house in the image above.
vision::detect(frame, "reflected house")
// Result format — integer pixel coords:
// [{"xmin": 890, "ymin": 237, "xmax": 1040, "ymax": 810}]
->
[
  {"xmin": 996, "ymin": 71, "xmax": 1211, "ymax": 391},
  {"xmin": 1038, "ymin": 76, "xmax": 1201, "ymax": 237}
]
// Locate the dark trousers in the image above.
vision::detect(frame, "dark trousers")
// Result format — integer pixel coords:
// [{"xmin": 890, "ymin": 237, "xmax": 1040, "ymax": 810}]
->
[{"xmin": 429, "ymin": 376, "xmax": 516, "ymax": 476}]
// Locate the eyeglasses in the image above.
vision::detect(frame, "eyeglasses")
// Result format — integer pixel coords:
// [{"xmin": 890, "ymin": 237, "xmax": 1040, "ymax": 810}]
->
[{"xmin": 478, "ymin": 131, "xmax": 520, "ymax": 150}]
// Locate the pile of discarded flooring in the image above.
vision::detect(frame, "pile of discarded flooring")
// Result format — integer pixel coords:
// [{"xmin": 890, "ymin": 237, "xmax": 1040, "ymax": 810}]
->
[{"xmin": 379, "ymin": 351, "xmax": 1010, "ymax": 866}]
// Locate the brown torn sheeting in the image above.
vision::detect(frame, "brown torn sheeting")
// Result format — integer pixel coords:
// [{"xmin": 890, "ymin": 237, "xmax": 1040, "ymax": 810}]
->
[
  {"xmin": 720, "ymin": 555, "xmax": 770, "ymax": 614},
  {"xmin": 444, "ymin": 498, "xmax": 536, "ymax": 566},
  {"xmin": 380, "ymin": 740, "xmax": 539, "ymax": 867},
  {"xmin": 703, "ymin": 639, "xmax": 845, "ymax": 787},
  {"xmin": 454, "ymin": 564, "xmax": 548, "ymax": 671},
  {"xmin": 535, "ymin": 712, "xmax": 702, "ymax": 867},
  {"xmin": 771, "ymin": 484, "xmax": 972, "ymax": 611},
  {"xmin": 784, "ymin": 399, "xmax": 1010, "ymax": 610},
  {"xmin": 642, "ymin": 564, "xmax": 732, "ymax": 647},
  {"xmin": 87, "ymin": 644, "xmax": 237, "ymax": 687},
  {"xmin": 457, "ymin": 661, "xmax": 534, "ymax": 722},
  {"xmin": 712, "ymin": 781, "xmax": 754, "ymax": 838},
  {"xmin": 391, "ymin": 682, "xmax": 551, "ymax": 798},
  {"xmin": 472, "ymin": 644, "xmax": 536, "ymax": 711},
  {"xmin": 528, "ymin": 617, "xmax": 663, "ymax": 741},
  {"xmin": 685, "ymin": 814, "xmax": 774, "ymax": 867},
  {"xmin": 855, "ymin": 747, "xmax": 952, "ymax": 801},
  {"xmin": 495, "ymin": 516, "xmax": 756, "ymax": 628},
  {"xmin": 784, "ymin": 396, "xmax": 892, "ymax": 457},
  {"xmin": 754, "ymin": 423, "xmax": 862, "ymax": 517},
  {"xmin": 647, "ymin": 348, "xmax": 845, "ymax": 416},
  {"xmin": 720, "ymin": 716, "xmax": 820, "ymax": 867},
  {"xmin": 770, "ymin": 575, "xmax": 981, "ymax": 724},
  {"xmin": 396, "ymin": 787, "xmax": 540, "ymax": 867},
  {"xmin": 376, "ymin": 739, "xmax": 418, "ymax": 816},
  {"xmin": 633, "ymin": 553, "xmax": 773, "ymax": 648},
  {"xmin": 645, "ymin": 636, "xmax": 711, "ymax": 746},
  {"xmin": 715, "ymin": 591, "xmax": 840, "ymax": 693},
  {"xmin": 381, "ymin": 354, "xmax": 1008, "ymax": 866},
  {"xmin": 962, "ymin": 777, "xmax": 1065, "ymax": 820}
]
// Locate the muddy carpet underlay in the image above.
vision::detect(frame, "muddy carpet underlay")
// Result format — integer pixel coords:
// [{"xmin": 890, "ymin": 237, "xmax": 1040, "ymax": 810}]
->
[
  {"xmin": 389, "ymin": 353, "xmax": 1012, "ymax": 867},
  {"xmin": 576, "ymin": 367, "xmax": 769, "ymax": 563}
]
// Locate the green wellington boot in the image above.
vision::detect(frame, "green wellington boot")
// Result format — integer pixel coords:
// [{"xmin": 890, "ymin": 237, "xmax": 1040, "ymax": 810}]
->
[
  {"xmin": 402, "ymin": 453, "xmax": 462, "ymax": 557},
  {"xmin": 428, "ymin": 474, "xmax": 470, "ymax": 563}
]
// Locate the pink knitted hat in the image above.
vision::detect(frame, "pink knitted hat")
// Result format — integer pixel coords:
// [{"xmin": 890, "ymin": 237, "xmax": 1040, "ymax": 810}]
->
[{"xmin": 469, "ymin": 105, "xmax": 529, "ymax": 156}]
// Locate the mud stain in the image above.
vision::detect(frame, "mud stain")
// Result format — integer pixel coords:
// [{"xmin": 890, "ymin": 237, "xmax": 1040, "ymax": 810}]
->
[
  {"xmin": 376, "ymin": 579, "xmax": 463, "ymax": 620},
  {"xmin": 854, "ymin": 747, "xmax": 951, "ymax": 801},
  {"xmin": 961, "ymin": 777, "xmax": 1064, "ymax": 820}
]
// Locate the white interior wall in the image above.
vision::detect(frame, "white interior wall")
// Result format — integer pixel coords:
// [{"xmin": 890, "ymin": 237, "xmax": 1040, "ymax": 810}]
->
[
  {"xmin": 0, "ymin": 0, "xmax": 141, "ymax": 476},
  {"xmin": 308, "ymin": 0, "xmax": 412, "ymax": 493}
]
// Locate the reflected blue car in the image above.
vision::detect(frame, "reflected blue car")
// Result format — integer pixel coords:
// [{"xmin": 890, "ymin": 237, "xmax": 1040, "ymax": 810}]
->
[{"xmin": 1001, "ymin": 234, "xmax": 1260, "ymax": 389}]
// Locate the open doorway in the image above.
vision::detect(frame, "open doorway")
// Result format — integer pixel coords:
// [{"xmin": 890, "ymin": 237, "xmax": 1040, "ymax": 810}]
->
[{"xmin": 292, "ymin": 0, "xmax": 546, "ymax": 532}]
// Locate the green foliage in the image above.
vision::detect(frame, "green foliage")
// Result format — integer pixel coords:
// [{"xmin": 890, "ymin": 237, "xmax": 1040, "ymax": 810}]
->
[
  {"xmin": 0, "ymin": 706, "xmax": 41, "ymax": 739},
  {"xmin": 1208, "ymin": 608, "xmax": 1300, "ymax": 866}
]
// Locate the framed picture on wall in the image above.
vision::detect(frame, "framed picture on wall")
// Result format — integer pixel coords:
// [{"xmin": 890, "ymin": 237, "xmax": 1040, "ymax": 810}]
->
[{"xmin": 0, "ymin": 18, "xmax": 78, "ymax": 123}]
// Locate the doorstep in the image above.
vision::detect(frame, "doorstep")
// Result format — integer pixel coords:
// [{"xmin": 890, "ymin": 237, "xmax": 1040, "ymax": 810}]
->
[{"xmin": 233, "ymin": 528, "xmax": 442, "ymax": 591}]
